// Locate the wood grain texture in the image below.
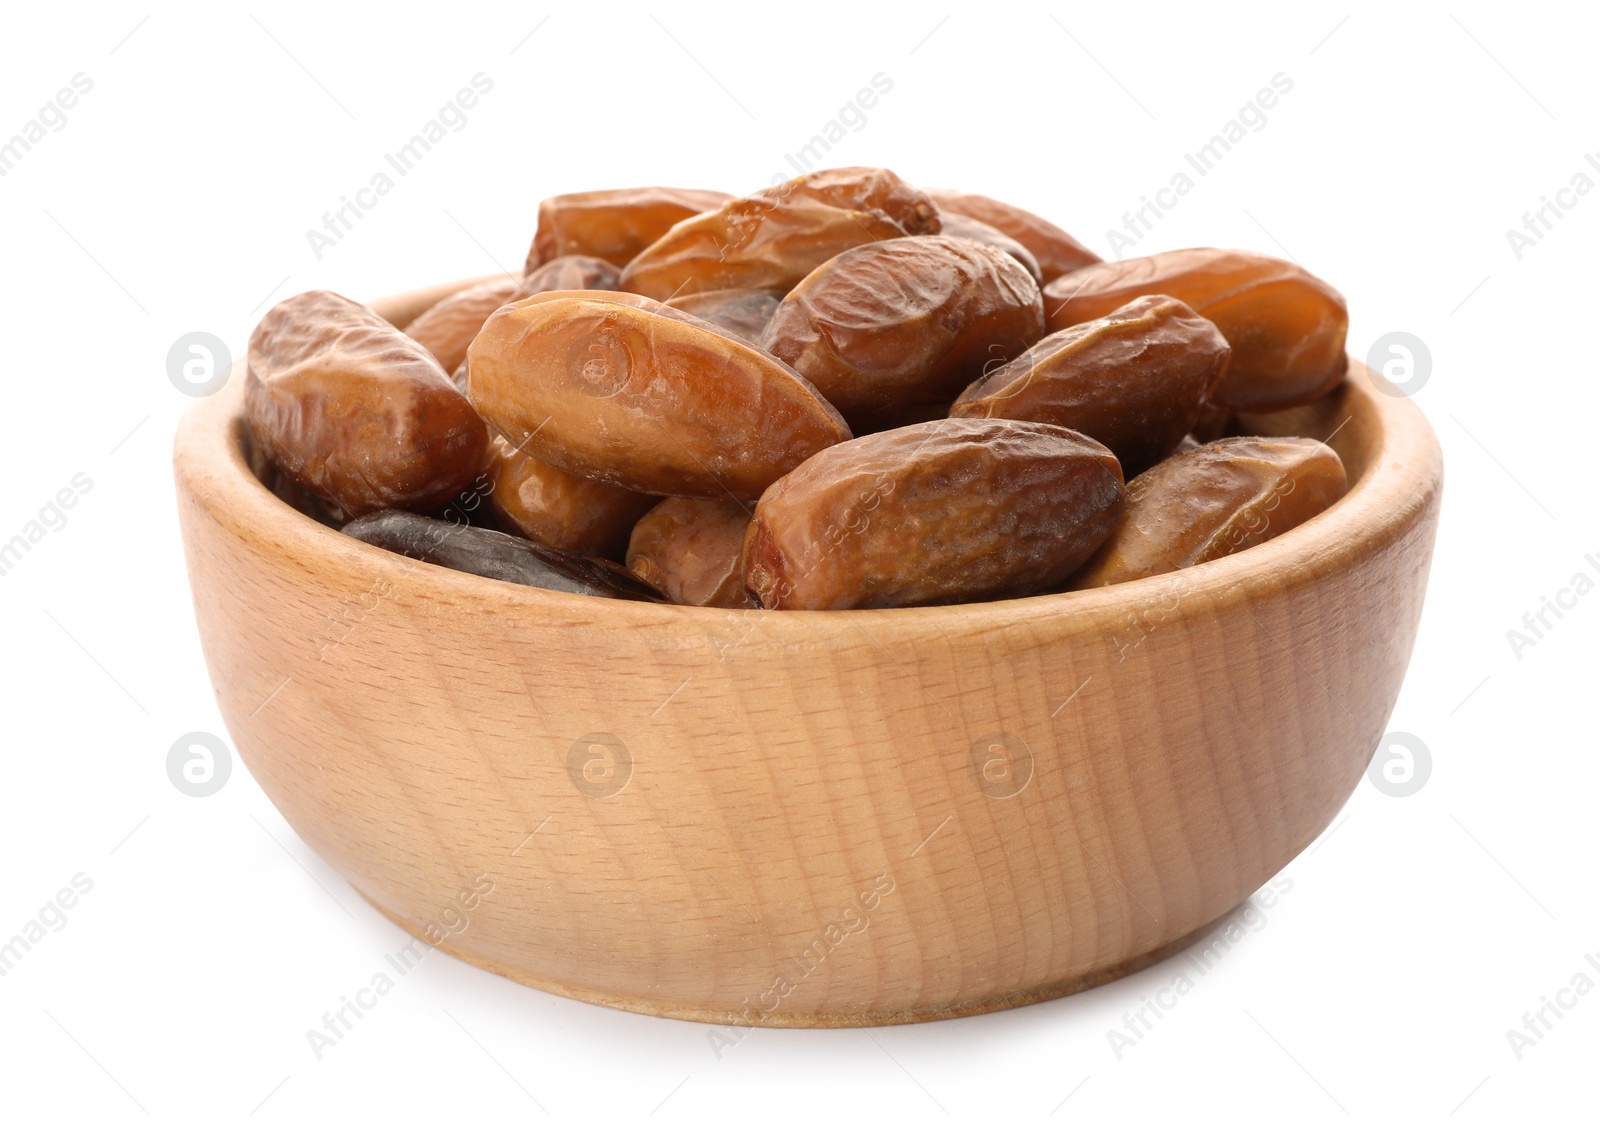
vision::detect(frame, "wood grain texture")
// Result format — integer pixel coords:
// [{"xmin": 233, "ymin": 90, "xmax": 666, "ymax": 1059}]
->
[{"xmin": 174, "ymin": 278, "xmax": 1443, "ymax": 1027}]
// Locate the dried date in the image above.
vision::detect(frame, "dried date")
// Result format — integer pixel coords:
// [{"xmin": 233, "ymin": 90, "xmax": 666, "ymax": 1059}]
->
[
  {"xmin": 627, "ymin": 497, "xmax": 754, "ymax": 608},
  {"xmin": 949, "ymin": 294, "xmax": 1229, "ymax": 472},
  {"xmin": 926, "ymin": 187, "xmax": 1100, "ymax": 281},
  {"xmin": 528, "ymin": 186, "xmax": 731, "ymax": 272},
  {"xmin": 405, "ymin": 277, "xmax": 523, "ymax": 375},
  {"xmin": 743, "ymin": 418, "xmax": 1124, "ymax": 610},
  {"xmin": 342, "ymin": 510, "xmax": 666, "ymax": 600},
  {"xmin": 485, "ymin": 434, "xmax": 656, "ymax": 558},
  {"xmin": 247, "ymin": 290, "xmax": 488, "ymax": 518},
  {"xmin": 618, "ymin": 167, "xmax": 939, "ymax": 300},
  {"xmin": 760, "ymin": 235, "xmax": 1045, "ymax": 431},
  {"xmin": 1043, "ymin": 249, "xmax": 1348, "ymax": 412},
  {"xmin": 1072, "ymin": 436, "xmax": 1347, "ymax": 587},
  {"xmin": 467, "ymin": 292, "xmax": 850, "ymax": 499}
]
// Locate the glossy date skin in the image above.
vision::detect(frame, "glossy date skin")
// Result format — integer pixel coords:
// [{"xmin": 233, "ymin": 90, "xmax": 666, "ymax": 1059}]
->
[
  {"xmin": 527, "ymin": 186, "xmax": 731, "ymax": 272},
  {"xmin": 247, "ymin": 290, "xmax": 488, "ymax": 518},
  {"xmin": 405, "ymin": 276, "xmax": 524, "ymax": 375},
  {"xmin": 743, "ymin": 418, "xmax": 1124, "ymax": 610},
  {"xmin": 618, "ymin": 167, "xmax": 940, "ymax": 301},
  {"xmin": 935, "ymin": 212, "xmax": 1042, "ymax": 283},
  {"xmin": 343, "ymin": 510, "xmax": 666, "ymax": 600},
  {"xmin": 760, "ymin": 235, "xmax": 1045, "ymax": 431},
  {"xmin": 949, "ymin": 294, "xmax": 1230, "ymax": 473},
  {"xmin": 484, "ymin": 434, "xmax": 656, "ymax": 559},
  {"xmin": 666, "ymin": 289, "xmax": 782, "ymax": 344},
  {"xmin": 1043, "ymin": 249, "xmax": 1348, "ymax": 412},
  {"xmin": 467, "ymin": 291, "xmax": 850, "ymax": 499},
  {"xmin": 926, "ymin": 188, "xmax": 1100, "ymax": 282},
  {"xmin": 1072, "ymin": 436, "xmax": 1347, "ymax": 587},
  {"xmin": 627, "ymin": 497, "xmax": 754, "ymax": 608}
]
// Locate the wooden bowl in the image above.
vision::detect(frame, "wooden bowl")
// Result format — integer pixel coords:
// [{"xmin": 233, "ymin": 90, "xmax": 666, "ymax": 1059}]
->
[{"xmin": 174, "ymin": 279, "xmax": 1442, "ymax": 1027}]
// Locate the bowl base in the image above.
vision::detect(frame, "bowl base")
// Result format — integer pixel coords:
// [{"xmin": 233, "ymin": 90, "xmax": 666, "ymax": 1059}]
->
[{"xmin": 360, "ymin": 893, "xmax": 1237, "ymax": 1028}]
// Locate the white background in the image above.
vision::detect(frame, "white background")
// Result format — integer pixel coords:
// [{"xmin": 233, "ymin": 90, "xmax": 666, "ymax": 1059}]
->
[{"xmin": 1, "ymin": 2, "xmax": 1594, "ymax": 1126}]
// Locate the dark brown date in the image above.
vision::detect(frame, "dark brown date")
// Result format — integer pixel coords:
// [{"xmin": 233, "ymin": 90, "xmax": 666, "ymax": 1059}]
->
[{"xmin": 342, "ymin": 510, "xmax": 666, "ymax": 600}]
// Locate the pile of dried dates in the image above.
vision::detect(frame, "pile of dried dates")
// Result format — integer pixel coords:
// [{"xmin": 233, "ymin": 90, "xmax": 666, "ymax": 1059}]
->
[{"xmin": 244, "ymin": 166, "xmax": 1350, "ymax": 610}]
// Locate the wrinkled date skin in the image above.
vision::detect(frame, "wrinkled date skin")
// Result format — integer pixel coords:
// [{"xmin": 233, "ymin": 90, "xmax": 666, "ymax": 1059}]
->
[
  {"xmin": 1044, "ymin": 249, "xmax": 1349, "ymax": 412},
  {"xmin": 405, "ymin": 277, "xmax": 524, "ymax": 374},
  {"xmin": 343, "ymin": 511, "xmax": 666, "ymax": 600},
  {"xmin": 485, "ymin": 433, "xmax": 656, "ymax": 559},
  {"xmin": 666, "ymin": 288, "xmax": 783, "ymax": 344},
  {"xmin": 528, "ymin": 186, "xmax": 731, "ymax": 272},
  {"xmin": 467, "ymin": 292, "xmax": 851, "ymax": 499},
  {"xmin": 522, "ymin": 254, "xmax": 621, "ymax": 296},
  {"xmin": 760, "ymin": 235, "xmax": 1045, "ymax": 431},
  {"xmin": 627, "ymin": 497, "xmax": 754, "ymax": 608},
  {"xmin": 743, "ymin": 418, "xmax": 1125, "ymax": 610},
  {"xmin": 619, "ymin": 167, "xmax": 940, "ymax": 301},
  {"xmin": 247, "ymin": 290, "xmax": 488, "ymax": 518},
  {"xmin": 950, "ymin": 294, "xmax": 1230, "ymax": 473},
  {"xmin": 1073, "ymin": 436, "xmax": 1347, "ymax": 588},
  {"xmin": 936, "ymin": 212, "xmax": 1042, "ymax": 284},
  {"xmin": 927, "ymin": 188, "xmax": 1100, "ymax": 282}
]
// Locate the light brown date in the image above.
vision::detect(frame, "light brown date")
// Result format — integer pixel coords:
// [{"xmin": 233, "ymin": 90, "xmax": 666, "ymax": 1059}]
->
[
  {"xmin": 743, "ymin": 418, "xmax": 1124, "ymax": 610},
  {"xmin": 467, "ymin": 292, "xmax": 850, "ymax": 499},
  {"xmin": 949, "ymin": 294, "xmax": 1229, "ymax": 472},
  {"xmin": 935, "ymin": 211, "xmax": 1042, "ymax": 283},
  {"xmin": 760, "ymin": 235, "xmax": 1045, "ymax": 431},
  {"xmin": 618, "ymin": 167, "xmax": 940, "ymax": 300},
  {"xmin": 926, "ymin": 187, "xmax": 1100, "ymax": 281},
  {"xmin": 1073, "ymin": 436, "xmax": 1347, "ymax": 587},
  {"xmin": 1043, "ymin": 249, "xmax": 1348, "ymax": 412},
  {"xmin": 521, "ymin": 254, "xmax": 621, "ymax": 296},
  {"xmin": 405, "ymin": 277, "xmax": 523, "ymax": 375},
  {"xmin": 627, "ymin": 497, "xmax": 754, "ymax": 608},
  {"xmin": 484, "ymin": 433, "xmax": 656, "ymax": 558},
  {"xmin": 666, "ymin": 288, "xmax": 783, "ymax": 344},
  {"xmin": 527, "ymin": 186, "xmax": 731, "ymax": 272},
  {"xmin": 247, "ymin": 290, "xmax": 488, "ymax": 518}
]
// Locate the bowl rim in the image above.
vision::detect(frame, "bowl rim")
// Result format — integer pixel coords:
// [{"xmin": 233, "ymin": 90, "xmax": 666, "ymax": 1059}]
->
[{"xmin": 174, "ymin": 278, "xmax": 1444, "ymax": 637}]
